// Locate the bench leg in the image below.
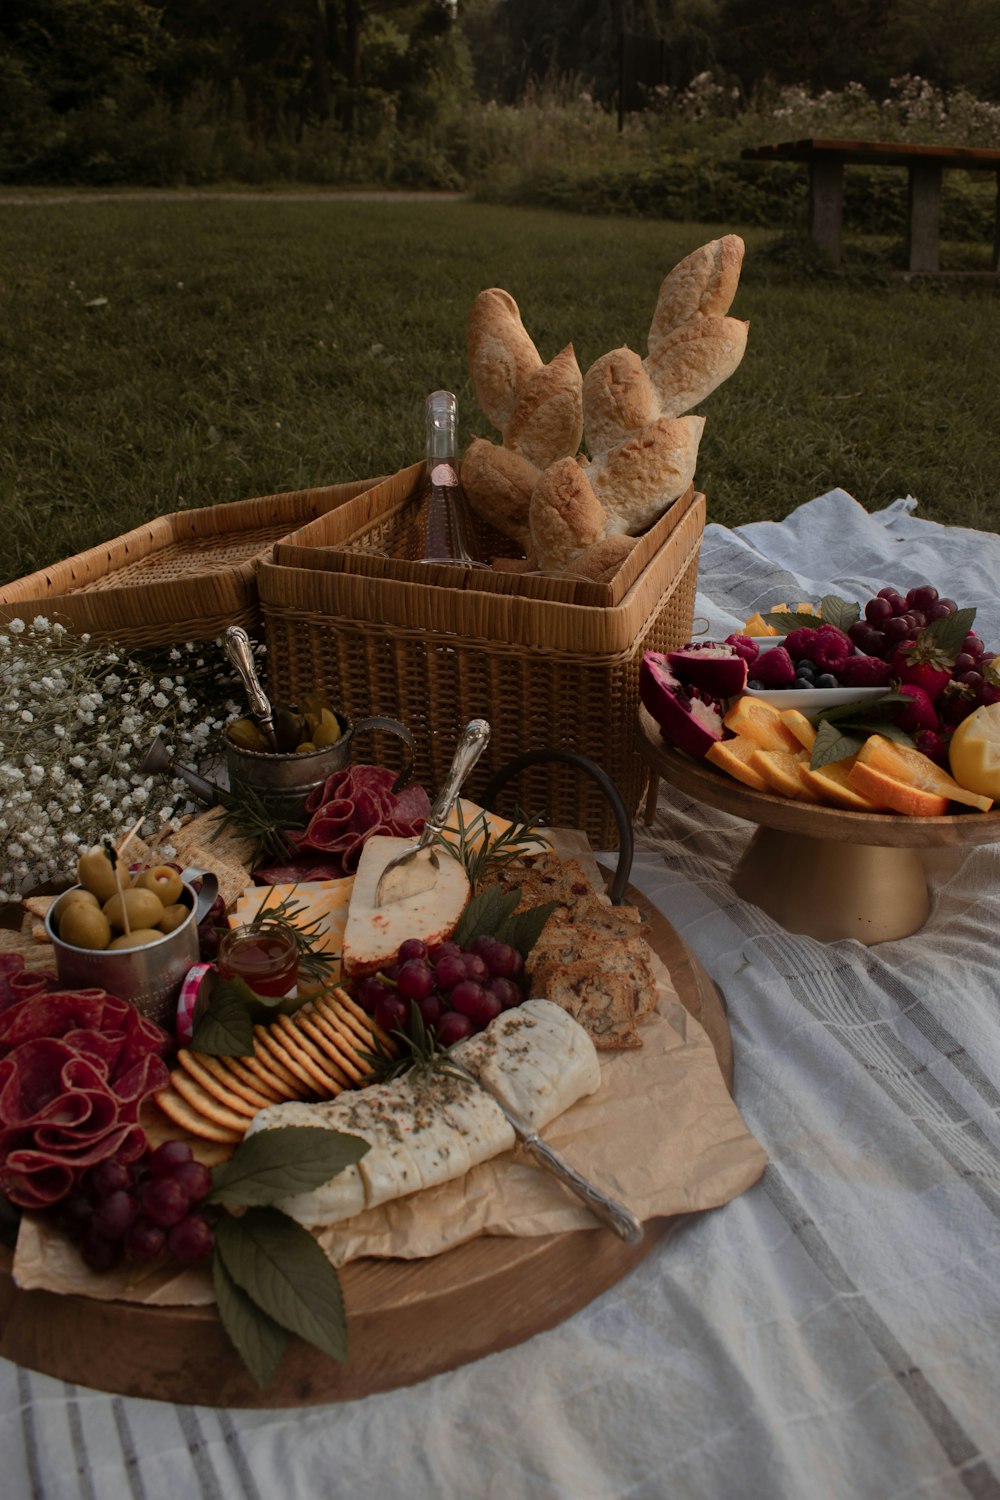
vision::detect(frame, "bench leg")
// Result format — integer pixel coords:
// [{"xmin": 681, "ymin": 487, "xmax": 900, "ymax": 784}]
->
[
  {"xmin": 809, "ymin": 158, "xmax": 843, "ymax": 262},
  {"xmin": 907, "ymin": 161, "xmax": 942, "ymax": 272}
]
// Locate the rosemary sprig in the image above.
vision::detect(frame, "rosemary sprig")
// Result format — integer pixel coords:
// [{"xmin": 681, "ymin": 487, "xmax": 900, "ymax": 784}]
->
[
  {"xmin": 213, "ymin": 784, "xmax": 304, "ymax": 867},
  {"xmin": 243, "ymin": 889, "xmax": 338, "ymax": 985},
  {"xmin": 429, "ymin": 802, "xmax": 550, "ymax": 890},
  {"xmin": 359, "ymin": 1001, "xmax": 454, "ymax": 1084}
]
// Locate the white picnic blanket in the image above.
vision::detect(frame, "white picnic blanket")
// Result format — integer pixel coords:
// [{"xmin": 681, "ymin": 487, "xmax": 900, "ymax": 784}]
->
[{"xmin": 3, "ymin": 490, "xmax": 1000, "ymax": 1500}]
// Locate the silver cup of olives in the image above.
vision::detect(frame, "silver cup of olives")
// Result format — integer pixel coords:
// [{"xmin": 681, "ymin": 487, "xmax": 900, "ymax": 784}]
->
[{"xmin": 45, "ymin": 850, "xmax": 220, "ymax": 1031}]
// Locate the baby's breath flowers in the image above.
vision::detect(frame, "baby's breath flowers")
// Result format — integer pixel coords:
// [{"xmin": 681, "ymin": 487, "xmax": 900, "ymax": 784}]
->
[{"xmin": 0, "ymin": 617, "xmax": 243, "ymax": 901}]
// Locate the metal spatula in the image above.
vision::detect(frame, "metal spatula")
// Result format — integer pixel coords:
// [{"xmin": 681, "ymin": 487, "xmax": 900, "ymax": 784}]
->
[{"xmin": 374, "ymin": 718, "xmax": 490, "ymax": 906}]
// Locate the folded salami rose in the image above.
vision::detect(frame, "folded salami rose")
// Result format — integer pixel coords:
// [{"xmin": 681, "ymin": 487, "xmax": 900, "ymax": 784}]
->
[{"xmin": 299, "ymin": 763, "xmax": 430, "ymax": 871}]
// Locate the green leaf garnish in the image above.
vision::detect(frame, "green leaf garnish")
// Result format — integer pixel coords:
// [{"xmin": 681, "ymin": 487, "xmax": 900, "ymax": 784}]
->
[
  {"xmin": 819, "ymin": 594, "xmax": 861, "ymax": 632},
  {"xmin": 209, "ymin": 1126, "xmax": 369, "ymax": 1209},
  {"xmin": 213, "ymin": 783, "xmax": 304, "ymax": 867},
  {"xmin": 243, "ymin": 889, "xmax": 339, "ymax": 986},
  {"xmin": 921, "ymin": 606, "xmax": 976, "ymax": 660},
  {"xmin": 810, "ymin": 721, "xmax": 866, "ymax": 769},
  {"xmin": 213, "ymin": 1252, "xmax": 289, "ymax": 1390},
  {"xmin": 495, "ymin": 900, "xmax": 560, "ymax": 959},
  {"xmin": 214, "ymin": 1207, "xmax": 348, "ymax": 1368},
  {"xmin": 762, "ymin": 610, "xmax": 817, "ymax": 632},
  {"xmin": 191, "ymin": 976, "xmax": 260, "ymax": 1056},
  {"xmin": 453, "ymin": 886, "xmax": 521, "ymax": 949},
  {"xmin": 431, "ymin": 803, "xmax": 551, "ymax": 891}
]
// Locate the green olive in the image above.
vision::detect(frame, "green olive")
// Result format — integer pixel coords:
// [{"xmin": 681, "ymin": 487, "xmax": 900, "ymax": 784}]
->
[
  {"xmin": 58, "ymin": 904, "xmax": 112, "ymax": 951},
  {"xmin": 312, "ymin": 707, "xmax": 342, "ymax": 748},
  {"xmin": 77, "ymin": 848, "xmax": 132, "ymax": 904},
  {"xmin": 53, "ymin": 887, "xmax": 101, "ymax": 926},
  {"xmin": 272, "ymin": 705, "xmax": 307, "ymax": 753},
  {"xmin": 102, "ymin": 888, "xmax": 165, "ymax": 932},
  {"xmin": 135, "ymin": 864, "xmax": 184, "ymax": 906},
  {"xmin": 227, "ymin": 717, "xmax": 271, "ymax": 753},
  {"xmin": 107, "ymin": 928, "xmax": 165, "ymax": 951},
  {"xmin": 157, "ymin": 902, "xmax": 190, "ymax": 934}
]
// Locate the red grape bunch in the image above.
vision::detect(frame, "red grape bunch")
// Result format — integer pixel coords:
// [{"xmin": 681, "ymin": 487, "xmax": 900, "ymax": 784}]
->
[
  {"xmin": 56, "ymin": 1140, "xmax": 215, "ymax": 1273},
  {"xmin": 353, "ymin": 935, "xmax": 528, "ymax": 1045}
]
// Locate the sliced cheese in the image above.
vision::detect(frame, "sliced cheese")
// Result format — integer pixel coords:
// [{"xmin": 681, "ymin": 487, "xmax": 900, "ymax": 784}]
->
[
  {"xmin": 341, "ymin": 836, "xmax": 471, "ymax": 978},
  {"xmin": 247, "ymin": 1000, "xmax": 601, "ymax": 1228}
]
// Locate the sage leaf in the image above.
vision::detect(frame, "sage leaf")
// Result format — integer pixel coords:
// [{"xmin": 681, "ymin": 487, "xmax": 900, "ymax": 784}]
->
[
  {"xmin": 811, "ymin": 720, "xmax": 866, "ymax": 769},
  {"xmin": 922, "ymin": 606, "xmax": 976, "ymax": 660},
  {"xmin": 213, "ymin": 1248, "xmax": 289, "ymax": 1389},
  {"xmin": 214, "ymin": 1208, "xmax": 348, "ymax": 1366},
  {"xmin": 191, "ymin": 976, "xmax": 288, "ymax": 1058},
  {"xmin": 454, "ymin": 886, "xmax": 520, "ymax": 948},
  {"xmin": 209, "ymin": 1126, "xmax": 369, "ymax": 1208},
  {"xmin": 819, "ymin": 594, "xmax": 860, "ymax": 632},
  {"xmin": 762, "ymin": 610, "xmax": 816, "ymax": 632},
  {"xmin": 813, "ymin": 689, "xmax": 908, "ymax": 727},
  {"xmin": 496, "ymin": 900, "xmax": 559, "ymax": 958}
]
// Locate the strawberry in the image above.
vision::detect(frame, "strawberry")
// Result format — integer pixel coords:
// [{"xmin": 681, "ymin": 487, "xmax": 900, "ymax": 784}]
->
[
  {"xmin": 894, "ymin": 684, "xmax": 939, "ymax": 734},
  {"xmin": 838, "ymin": 654, "xmax": 892, "ymax": 688},
  {"xmin": 891, "ymin": 640, "xmax": 951, "ymax": 701}
]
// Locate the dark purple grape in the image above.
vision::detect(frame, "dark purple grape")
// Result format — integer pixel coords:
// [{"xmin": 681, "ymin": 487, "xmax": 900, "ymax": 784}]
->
[
  {"xmin": 964, "ymin": 632, "xmax": 984, "ymax": 656},
  {"xmin": 57, "ymin": 1190, "xmax": 95, "ymax": 1237},
  {"xmin": 373, "ymin": 994, "xmax": 408, "ymax": 1035},
  {"xmin": 396, "ymin": 959, "xmax": 434, "ymax": 1002},
  {"xmin": 381, "ymin": 962, "xmax": 400, "ymax": 982},
  {"xmin": 434, "ymin": 953, "xmax": 466, "ymax": 991},
  {"xmin": 397, "ymin": 938, "xmax": 428, "ymax": 964},
  {"xmin": 876, "ymin": 586, "xmax": 899, "ymax": 602},
  {"xmin": 435, "ymin": 1011, "xmax": 474, "ymax": 1046},
  {"xmin": 488, "ymin": 977, "xmax": 523, "ymax": 1010},
  {"xmin": 87, "ymin": 1157, "xmax": 134, "ymax": 1197},
  {"xmin": 859, "ymin": 627, "xmax": 887, "ymax": 657},
  {"xmin": 484, "ymin": 941, "xmax": 520, "ymax": 979},
  {"xmin": 125, "ymin": 1218, "xmax": 167, "ymax": 1264},
  {"xmin": 938, "ymin": 598, "xmax": 958, "ymax": 613},
  {"xmin": 197, "ymin": 922, "xmax": 220, "ymax": 962},
  {"xmin": 959, "ymin": 671, "xmax": 983, "ymax": 691},
  {"xmin": 906, "ymin": 611, "xmax": 926, "ymax": 631},
  {"xmin": 167, "ymin": 1215, "xmax": 214, "ymax": 1265},
  {"xmin": 450, "ymin": 980, "xmax": 487, "ymax": 1018},
  {"xmin": 467, "ymin": 933, "xmax": 496, "ymax": 958},
  {"xmin": 865, "ymin": 597, "xmax": 893, "ymax": 625},
  {"xmin": 92, "ymin": 1189, "xmax": 139, "ymax": 1239},
  {"xmin": 417, "ymin": 993, "xmax": 444, "ymax": 1028},
  {"xmin": 148, "ymin": 1141, "xmax": 193, "ymax": 1178},
  {"xmin": 979, "ymin": 685, "xmax": 1000, "ymax": 706},
  {"xmin": 907, "ymin": 585, "xmax": 939, "ymax": 612},
  {"xmin": 81, "ymin": 1230, "xmax": 124, "ymax": 1273},
  {"xmin": 954, "ymin": 652, "xmax": 977, "ymax": 675},
  {"xmin": 926, "ymin": 602, "xmax": 953, "ymax": 622},
  {"xmin": 849, "ymin": 620, "xmax": 872, "ymax": 646},
  {"xmin": 465, "ymin": 990, "xmax": 502, "ymax": 1029},
  {"xmin": 461, "ymin": 952, "xmax": 489, "ymax": 983},
  {"xmin": 356, "ymin": 976, "xmax": 392, "ymax": 1014},
  {"xmin": 171, "ymin": 1160, "xmax": 213, "ymax": 1204},
  {"xmin": 138, "ymin": 1175, "xmax": 190, "ymax": 1228},
  {"xmin": 884, "ymin": 616, "xmax": 911, "ymax": 643},
  {"xmin": 429, "ymin": 940, "xmax": 461, "ymax": 962}
]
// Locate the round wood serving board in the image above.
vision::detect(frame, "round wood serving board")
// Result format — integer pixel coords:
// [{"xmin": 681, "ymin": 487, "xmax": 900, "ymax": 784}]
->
[{"xmin": 0, "ymin": 895, "xmax": 730, "ymax": 1407}]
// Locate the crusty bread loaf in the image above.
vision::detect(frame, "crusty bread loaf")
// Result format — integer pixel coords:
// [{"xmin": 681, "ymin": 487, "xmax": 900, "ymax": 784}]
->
[
  {"xmin": 559, "ymin": 533, "xmax": 638, "ymax": 583},
  {"xmin": 644, "ymin": 315, "xmax": 748, "ymax": 420},
  {"xmin": 503, "ymin": 343, "xmax": 584, "ymax": 469},
  {"xmin": 582, "ymin": 347, "xmax": 659, "ymax": 456},
  {"xmin": 529, "ymin": 457, "xmax": 607, "ymax": 573},
  {"xmin": 467, "ymin": 288, "xmax": 543, "ymax": 429},
  {"xmin": 461, "ymin": 435, "xmax": 539, "ymax": 548},
  {"xmin": 648, "ymin": 234, "xmax": 745, "ymax": 353},
  {"xmin": 586, "ymin": 415, "xmax": 704, "ymax": 536}
]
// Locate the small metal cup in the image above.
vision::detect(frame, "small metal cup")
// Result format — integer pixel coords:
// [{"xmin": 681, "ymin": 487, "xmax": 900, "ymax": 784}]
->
[{"xmin": 44, "ymin": 873, "xmax": 219, "ymax": 1032}]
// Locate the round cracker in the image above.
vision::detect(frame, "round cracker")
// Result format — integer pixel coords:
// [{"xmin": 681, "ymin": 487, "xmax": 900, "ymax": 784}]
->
[
  {"xmin": 253, "ymin": 1025, "xmax": 322, "ymax": 1097},
  {"xmin": 155, "ymin": 1089, "xmax": 242, "ymax": 1145},
  {"xmin": 301, "ymin": 1007, "xmax": 367, "ymax": 1083},
  {"xmin": 270, "ymin": 1014, "xmax": 342, "ymax": 1096},
  {"xmin": 176, "ymin": 1050, "xmax": 271, "ymax": 1116},
  {"xmin": 171, "ymin": 1069, "xmax": 256, "ymax": 1129},
  {"xmin": 199, "ymin": 1053, "xmax": 285, "ymax": 1109},
  {"xmin": 291, "ymin": 1012, "xmax": 353, "ymax": 1087},
  {"xmin": 317, "ymin": 989, "xmax": 385, "ymax": 1051},
  {"xmin": 230, "ymin": 1049, "xmax": 300, "ymax": 1101}
]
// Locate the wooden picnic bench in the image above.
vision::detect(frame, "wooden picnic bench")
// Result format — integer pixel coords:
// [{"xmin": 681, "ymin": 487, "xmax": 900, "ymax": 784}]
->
[{"xmin": 741, "ymin": 138, "xmax": 1000, "ymax": 273}]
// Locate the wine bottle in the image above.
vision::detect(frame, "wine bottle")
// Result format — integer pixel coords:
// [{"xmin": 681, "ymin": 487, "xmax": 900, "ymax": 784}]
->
[{"xmin": 418, "ymin": 391, "xmax": 486, "ymax": 568}]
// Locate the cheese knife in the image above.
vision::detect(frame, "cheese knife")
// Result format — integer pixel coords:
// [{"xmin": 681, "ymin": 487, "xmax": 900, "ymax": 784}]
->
[{"xmin": 443, "ymin": 1057, "xmax": 644, "ymax": 1244}]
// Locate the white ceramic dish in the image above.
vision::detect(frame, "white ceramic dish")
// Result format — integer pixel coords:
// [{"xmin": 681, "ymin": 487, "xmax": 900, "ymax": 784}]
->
[{"xmin": 744, "ymin": 636, "xmax": 890, "ymax": 710}]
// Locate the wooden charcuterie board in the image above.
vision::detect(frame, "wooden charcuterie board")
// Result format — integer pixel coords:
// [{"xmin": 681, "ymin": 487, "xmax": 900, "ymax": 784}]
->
[{"xmin": 0, "ymin": 892, "xmax": 731, "ymax": 1407}]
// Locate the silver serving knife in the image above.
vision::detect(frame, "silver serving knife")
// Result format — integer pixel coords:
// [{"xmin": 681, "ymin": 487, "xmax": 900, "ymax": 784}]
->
[
  {"xmin": 223, "ymin": 625, "xmax": 279, "ymax": 752},
  {"xmin": 374, "ymin": 718, "xmax": 490, "ymax": 906},
  {"xmin": 444, "ymin": 1057, "xmax": 644, "ymax": 1244}
]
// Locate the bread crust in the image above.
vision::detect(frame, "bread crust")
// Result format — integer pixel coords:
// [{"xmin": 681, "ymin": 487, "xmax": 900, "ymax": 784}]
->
[
  {"xmin": 586, "ymin": 415, "xmax": 704, "ymax": 536},
  {"xmin": 582, "ymin": 346, "xmax": 658, "ymax": 456},
  {"xmin": 467, "ymin": 288, "xmax": 542, "ymax": 429},
  {"xmin": 648, "ymin": 234, "xmax": 745, "ymax": 352},
  {"xmin": 529, "ymin": 457, "xmax": 607, "ymax": 573},
  {"xmin": 503, "ymin": 343, "xmax": 584, "ymax": 469},
  {"xmin": 461, "ymin": 435, "xmax": 539, "ymax": 547},
  {"xmin": 644, "ymin": 315, "xmax": 749, "ymax": 419},
  {"xmin": 559, "ymin": 533, "xmax": 638, "ymax": 583}
]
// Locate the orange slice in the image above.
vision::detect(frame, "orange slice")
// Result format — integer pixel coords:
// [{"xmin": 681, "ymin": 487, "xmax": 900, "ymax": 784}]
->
[
  {"xmin": 800, "ymin": 756, "xmax": 887, "ymax": 811},
  {"xmin": 724, "ymin": 696, "xmax": 803, "ymax": 752},
  {"xmin": 780, "ymin": 708, "xmax": 817, "ymax": 752},
  {"xmin": 847, "ymin": 760, "xmax": 949, "ymax": 817},
  {"xmin": 742, "ymin": 611, "xmax": 782, "ymax": 637},
  {"xmin": 706, "ymin": 736, "xmax": 770, "ymax": 792},
  {"xmin": 749, "ymin": 749, "xmax": 823, "ymax": 801},
  {"xmin": 857, "ymin": 735, "xmax": 993, "ymax": 812}
]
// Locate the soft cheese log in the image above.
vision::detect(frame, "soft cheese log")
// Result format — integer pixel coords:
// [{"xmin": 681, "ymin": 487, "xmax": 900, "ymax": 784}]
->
[
  {"xmin": 586, "ymin": 414, "xmax": 704, "ymax": 536},
  {"xmin": 341, "ymin": 835, "xmax": 471, "ymax": 979},
  {"xmin": 461, "ymin": 435, "xmax": 540, "ymax": 549},
  {"xmin": 582, "ymin": 346, "xmax": 659, "ymax": 456},
  {"xmin": 644, "ymin": 315, "xmax": 749, "ymax": 420},
  {"xmin": 502, "ymin": 343, "xmax": 584, "ymax": 470},
  {"xmin": 247, "ymin": 1000, "xmax": 602, "ymax": 1228},
  {"xmin": 467, "ymin": 288, "xmax": 543, "ymax": 430},
  {"xmin": 647, "ymin": 234, "xmax": 745, "ymax": 353}
]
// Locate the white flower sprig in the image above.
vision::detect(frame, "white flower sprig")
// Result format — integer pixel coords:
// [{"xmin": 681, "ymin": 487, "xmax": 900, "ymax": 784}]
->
[{"xmin": 0, "ymin": 618, "xmax": 244, "ymax": 901}]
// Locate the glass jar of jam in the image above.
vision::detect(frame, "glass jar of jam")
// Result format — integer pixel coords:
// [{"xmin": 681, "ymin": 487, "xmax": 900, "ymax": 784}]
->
[{"xmin": 217, "ymin": 925, "xmax": 298, "ymax": 997}]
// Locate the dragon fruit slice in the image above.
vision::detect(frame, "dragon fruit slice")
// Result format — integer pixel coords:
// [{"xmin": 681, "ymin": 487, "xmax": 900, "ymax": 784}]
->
[
  {"xmin": 666, "ymin": 642, "xmax": 748, "ymax": 698},
  {"xmin": 640, "ymin": 652, "xmax": 726, "ymax": 758}
]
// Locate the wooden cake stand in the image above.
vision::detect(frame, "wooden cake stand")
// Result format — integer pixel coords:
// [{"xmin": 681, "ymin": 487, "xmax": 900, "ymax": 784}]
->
[
  {"xmin": 0, "ymin": 895, "xmax": 731, "ymax": 1408},
  {"xmin": 638, "ymin": 706, "xmax": 1000, "ymax": 944}
]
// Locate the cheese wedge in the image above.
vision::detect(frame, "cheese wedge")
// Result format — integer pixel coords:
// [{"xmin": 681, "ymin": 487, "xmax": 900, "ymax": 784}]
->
[
  {"xmin": 341, "ymin": 835, "xmax": 471, "ymax": 978},
  {"xmin": 247, "ymin": 1000, "xmax": 601, "ymax": 1228}
]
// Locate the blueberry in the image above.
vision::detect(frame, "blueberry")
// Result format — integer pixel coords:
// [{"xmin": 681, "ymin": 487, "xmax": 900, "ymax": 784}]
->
[
  {"xmin": 747, "ymin": 679, "xmax": 764, "ymax": 690},
  {"xmin": 795, "ymin": 660, "xmax": 817, "ymax": 680},
  {"xmin": 815, "ymin": 673, "xmax": 840, "ymax": 689}
]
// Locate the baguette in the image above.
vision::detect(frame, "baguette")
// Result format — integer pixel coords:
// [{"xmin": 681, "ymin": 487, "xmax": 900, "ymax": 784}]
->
[
  {"xmin": 648, "ymin": 234, "xmax": 745, "ymax": 353},
  {"xmin": 467, "ymin": 288, "xmax": 543, "ymax": 429},
  {"xmin": 586, "ymin": 415, "xmax": 704, "ymax": 536},
  {"xmin": 644, "ymin": 315, "xmax": 748, "ymax": 419},
  {"xmin": 461, "ymin": 435, "xmax": 539, "ymax": 548},
  {"xmin": 503, "ymin": 342, "xmax": 584, "ymax": 469},
  {"xmin": 529, "ymin": 456, "xmax": 607, "ymax": 573},
  {"xmin": 582, "ymin": 346, "xmax": 659, "ymax": 456},
  {"xmin": 559, "ymin": 533, "xmax": 638, "ymax": 583}
]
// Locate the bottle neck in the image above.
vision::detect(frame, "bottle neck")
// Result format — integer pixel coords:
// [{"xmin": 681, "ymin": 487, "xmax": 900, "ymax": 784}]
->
[{"xmin": 425, "ymin": 390, "xmax": 458, "ymax": 464}]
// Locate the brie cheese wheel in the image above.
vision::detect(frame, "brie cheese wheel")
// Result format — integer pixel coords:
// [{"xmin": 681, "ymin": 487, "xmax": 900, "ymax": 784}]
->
[
  {"xmin": 247, "ymin": 1000, "xmax": 601, "ymax": 1228},
  {"xmin": 341, "ymin": 836, "xmax": 471, "ymax": 978}
]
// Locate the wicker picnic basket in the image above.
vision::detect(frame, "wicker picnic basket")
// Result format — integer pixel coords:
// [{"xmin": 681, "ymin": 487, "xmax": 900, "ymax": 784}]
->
[
  {"xmin": 258, "ymin": 467, "xmax": 706, "ymax": 847},
  {"xmin": 0, "ymin": 478, "xmax": 382, "ymax": 650}
]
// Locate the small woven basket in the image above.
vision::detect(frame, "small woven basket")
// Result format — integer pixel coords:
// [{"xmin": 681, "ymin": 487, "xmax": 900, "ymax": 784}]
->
[
  {"xmin": 0, "ymin": 478, "xmax": 382, "ymax": 649},
  {"xmin": 259, "ymin": 470, "xmax": 705, "ymax": 848}
]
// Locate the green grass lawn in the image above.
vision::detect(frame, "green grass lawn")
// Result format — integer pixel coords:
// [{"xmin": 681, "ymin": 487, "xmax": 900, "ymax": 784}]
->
[{"xmin": 1, "ymin": 198, "xmax": 997, "ymax": 586}]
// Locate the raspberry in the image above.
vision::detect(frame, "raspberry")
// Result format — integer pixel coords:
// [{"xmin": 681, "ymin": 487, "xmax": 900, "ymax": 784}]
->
[
  {"xmin": 807, "ymin": 625, "xmax": 854, "ymax": 672},
  {"xmin": 724, "ymin": 634, "xmax": 760, "ymax": 665},
  {"xmin": 752, "ymin": 646, "xmax": 796, "ymax": 688},
  {"xmin": 838, "ymin": 654, "xmax": 892, "ymax": 688},
  {"xmin": 894, "ymin": 684, "xmax": 939, "ymax": 734},
  {"xmin": 783, "ymin": 627, "xmax": 819, "ymax": 661}
]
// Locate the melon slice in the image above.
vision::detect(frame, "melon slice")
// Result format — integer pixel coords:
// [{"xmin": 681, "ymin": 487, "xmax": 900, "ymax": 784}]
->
[{"xmin": 342, "ymin": 836, "xmax": 471, "ymax": 979}]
